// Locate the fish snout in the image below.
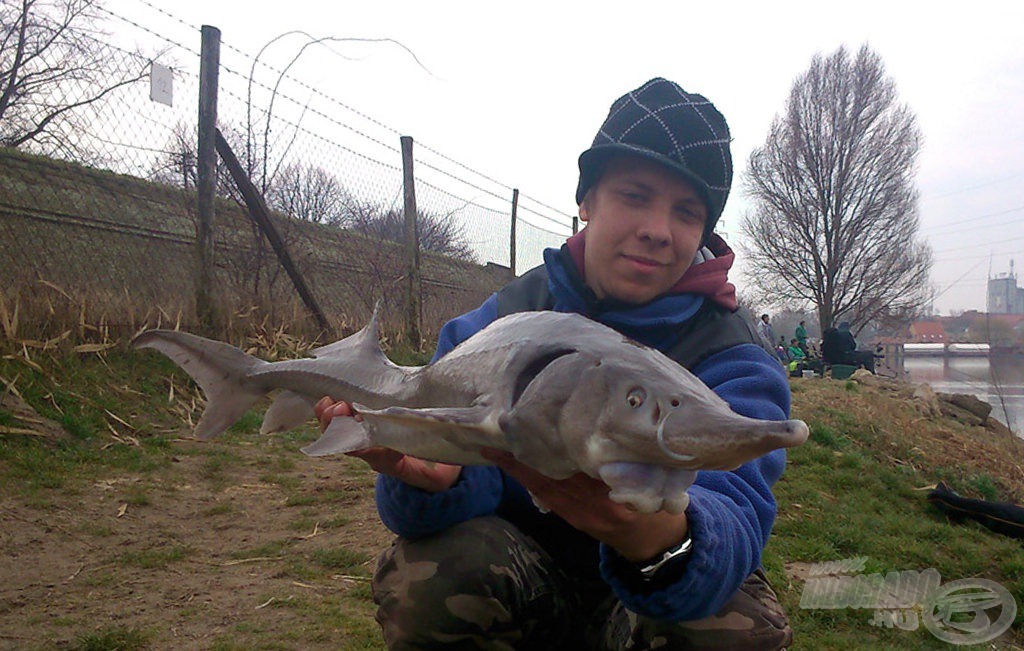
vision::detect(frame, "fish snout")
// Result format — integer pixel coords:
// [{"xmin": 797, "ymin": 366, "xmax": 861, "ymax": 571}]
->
[
  {"xmin": 777, "ymin": 419, "xmax": 810, "ymax": 448},
  {"xmin": 655, "ymin": 408, "xmax": 810, "ymax": 470}
]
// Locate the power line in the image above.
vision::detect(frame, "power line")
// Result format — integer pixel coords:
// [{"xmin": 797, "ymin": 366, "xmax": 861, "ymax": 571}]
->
[
  {"xmin": 933, "ymin": 250, "xmax": 1019, "ymax": 264},
  {"xmin": 921, "ymin": 204, "xmax": 1024, "ymax": 234},
  {"xmin": 930, "ymin": 259, "xmax": 987, "ymax": 301},
  {"xmin": 931, "ymin": 233, "xmax": 1024, "ymax": 256},
  {"xmin": 929, "ymin": 278, "xmax": 988, "ymax": 286},
  {"xmin": 921, "ymin": 172, "xmax": 1024, "ymax": 201}
]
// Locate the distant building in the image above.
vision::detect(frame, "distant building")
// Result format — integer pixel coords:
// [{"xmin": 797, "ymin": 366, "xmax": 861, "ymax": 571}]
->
[
  {"xmin": 987, "ymin": 260, "xmax": 1024, "ymax": 314},
  {"xmin": 908, "ymin": 321, "xmax": 947, "ymax": 343}
]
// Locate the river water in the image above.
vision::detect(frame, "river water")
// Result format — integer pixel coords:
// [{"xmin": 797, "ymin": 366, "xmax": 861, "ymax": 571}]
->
[{"xmin": 897, "ymin": 356, "xmax": 1024, "ymax": 436}]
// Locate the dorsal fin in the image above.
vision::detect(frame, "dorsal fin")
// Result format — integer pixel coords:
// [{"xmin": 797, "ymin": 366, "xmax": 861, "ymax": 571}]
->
[{"xmin": 309, "ymin": 301, "xmax": 384, "ymax": 360}]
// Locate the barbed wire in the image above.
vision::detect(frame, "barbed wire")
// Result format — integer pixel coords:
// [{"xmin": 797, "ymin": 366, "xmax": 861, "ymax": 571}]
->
[{"xmin": 1, "ymin": 0, "xmax": 579, "ymax": 343}]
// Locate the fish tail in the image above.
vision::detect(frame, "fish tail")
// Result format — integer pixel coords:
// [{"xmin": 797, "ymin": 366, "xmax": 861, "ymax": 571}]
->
[{"xmin": 133, "ymin": 330, "xmax": 267, "ymax": 440}]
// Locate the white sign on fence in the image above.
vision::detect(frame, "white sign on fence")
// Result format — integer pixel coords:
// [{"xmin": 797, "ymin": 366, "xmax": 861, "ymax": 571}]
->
[{"xmin": 150, "ymin": 63, "xmax": 173, "ymax": 107}]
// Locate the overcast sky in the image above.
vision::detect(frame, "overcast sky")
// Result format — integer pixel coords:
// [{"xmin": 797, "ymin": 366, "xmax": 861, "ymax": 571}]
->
[{"xmin": 105, "ymin": 0, "xmax": 1024, "ymax": 315}]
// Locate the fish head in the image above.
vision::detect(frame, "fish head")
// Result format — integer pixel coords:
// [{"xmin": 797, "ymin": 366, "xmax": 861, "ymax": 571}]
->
[{"xmin": 569, "ymin": 352, "xmax": 809, "ymax": 472}]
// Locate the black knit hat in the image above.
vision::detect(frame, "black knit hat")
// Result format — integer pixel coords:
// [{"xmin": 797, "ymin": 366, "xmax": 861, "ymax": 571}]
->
[{"xmin": 575, "ymin": 78, "xmax": 733, "ymax": 239}]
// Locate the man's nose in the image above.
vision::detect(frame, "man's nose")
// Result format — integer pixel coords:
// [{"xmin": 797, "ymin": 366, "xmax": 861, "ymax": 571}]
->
[{"xmin": 636, "ymin": 207, "xmax": 673, "ymax": 244}]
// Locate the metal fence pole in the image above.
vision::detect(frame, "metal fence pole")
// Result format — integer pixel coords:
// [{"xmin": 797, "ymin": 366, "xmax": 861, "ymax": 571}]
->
[
  {"xmin": 401, "ymin": 136, "xmax": 421, "ymax": 347},
  {"xmin": 196, "ymin": 25, "xmax": 220, "ymax": 333},
  {"xmin": 510, "ymin": 188, "xmax": 519, "ymax": 276}
]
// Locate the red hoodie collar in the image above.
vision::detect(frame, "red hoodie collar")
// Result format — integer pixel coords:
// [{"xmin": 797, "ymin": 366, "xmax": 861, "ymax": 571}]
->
[{"xmin": 563, "ymin": 229, "xmax": 739, "ymax": 311}]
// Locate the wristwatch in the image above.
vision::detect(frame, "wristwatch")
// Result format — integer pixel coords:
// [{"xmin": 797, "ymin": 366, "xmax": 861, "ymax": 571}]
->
[{"xmin": 635, "ymin": 531, "xmax": 693, "ymax": 580}]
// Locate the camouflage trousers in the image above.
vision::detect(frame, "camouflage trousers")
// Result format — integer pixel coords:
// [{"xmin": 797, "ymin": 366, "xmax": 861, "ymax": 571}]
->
[{"xmin": 371, "ymin": 516, "xmax": 792, "ymax": 650}]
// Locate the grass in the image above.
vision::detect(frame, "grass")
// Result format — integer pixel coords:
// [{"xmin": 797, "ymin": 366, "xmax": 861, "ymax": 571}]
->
[
  {"xmin": 72, "ymin": 626, "xmax": 152, "ymax": 651},
  {"xmin": 772, "ymin": 378, "xmax": 1024, "ymax": 648},
  {"xmin": 119, "ymin": 545, "xmax": 191, "ymax": 569},
  {"xmin": 3, "ymin": 345, "xmax": 1024, "ymax": 649},
  {"xmin": 311, "ymin": 547, "xmax": 371, "ymax": 572}
]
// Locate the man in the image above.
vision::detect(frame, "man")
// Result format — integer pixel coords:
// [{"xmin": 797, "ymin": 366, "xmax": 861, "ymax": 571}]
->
[
  {"xmin": 822, "ymin": 321, "xmax": 875, "ymax": 373},
  {"xmin": 795, "ymin": 321, "xmax": 809, "ymax": 356},
  {"xmin": 788, "ymin": 339, "xmax": 807, "ymax": 362},
  {"xmin": 317, "ymin": 78, "xmax": 794, "ymax": 649},
  {"xmin": 757, "ymin": 313, "xmax": 783, "ymax": 363}
]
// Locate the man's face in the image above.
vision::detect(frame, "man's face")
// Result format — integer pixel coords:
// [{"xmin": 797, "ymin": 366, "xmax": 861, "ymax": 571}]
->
[{"xmin": 580, "ymin": 155, "xmax": 707, "ymax": 304}]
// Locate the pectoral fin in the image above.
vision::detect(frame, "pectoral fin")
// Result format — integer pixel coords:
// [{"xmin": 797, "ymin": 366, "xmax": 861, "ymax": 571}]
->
[
  {"xmin": 355, "ymin": 403, "xmax": 505, "ymax": 452},
  {"xmin": 357, "ymin": 404, "xmax": 497, "ymax": 435}
]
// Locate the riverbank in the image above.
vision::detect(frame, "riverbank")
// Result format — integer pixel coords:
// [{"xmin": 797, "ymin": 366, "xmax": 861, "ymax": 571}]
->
[
  {"xmin": 772, "ymin": 370, "xmax": 1024, "ymax": 648},
  {"xmin": 1, "ymin": 348, "xmax": 1022, "ymax": 649},
  {"xmin": 792, "ymin": 369, "xmax": 1023, "ymax": 499},
  {"xmin": 899, "ymin": 354, "xmax": 1024, "ymax": 434}
]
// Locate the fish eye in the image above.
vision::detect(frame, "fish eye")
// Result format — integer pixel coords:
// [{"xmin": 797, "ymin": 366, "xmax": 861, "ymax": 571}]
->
[{"xmin": 626, "ymin": 388, "xmax": 646, "ymax": 408}]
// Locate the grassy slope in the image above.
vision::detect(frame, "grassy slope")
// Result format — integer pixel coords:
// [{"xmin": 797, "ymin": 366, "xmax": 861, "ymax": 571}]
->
[
  {"xmin": 767, "ymin": 377, "xmax": 1024, "ymax": 649},
  {"xmin": 1, "ymin": 348, "xmax": 1022, "ymax": 650}
]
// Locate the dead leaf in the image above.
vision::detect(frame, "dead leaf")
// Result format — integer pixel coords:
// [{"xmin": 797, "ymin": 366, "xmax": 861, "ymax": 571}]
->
[
  {"xmin": 74, "ymin": 343, "xmax": 116, "ymax": 354},
  {"xmin": 104, "ymin": 409, "xmax": 132, "ymax": 429},
  {"xmin": 0, "ymin": 426, "xmax": 48, "ymax": 437},
  {"xmin": 117, "ymin": 503, "xmax": 128, "ymax": 518},
  {"xmin": 300, "ymin": 522, "xmax": 321, "ymax": 539}
]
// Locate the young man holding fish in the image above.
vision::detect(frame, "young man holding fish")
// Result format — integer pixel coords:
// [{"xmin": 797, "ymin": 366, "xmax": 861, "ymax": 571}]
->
[{"xmin": 317, "ymin": 78, "xmax": 794, "ymax": 649}]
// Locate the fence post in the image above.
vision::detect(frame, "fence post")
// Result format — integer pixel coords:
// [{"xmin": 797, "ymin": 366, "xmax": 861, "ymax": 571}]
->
[
  {"xmin": 400, "ymin": 136, "xmax": 421, "ymax": 347},
  {"xmin": 572, "ymin": 214, "xmax": 579, "ymax": 235},
  {"xmin": 196, "ymin": 25, "xmax": 220, "ymax": 334},
  {"xmin": 510, "ymin": 188, "xmax": 519, "ymax": 276}
]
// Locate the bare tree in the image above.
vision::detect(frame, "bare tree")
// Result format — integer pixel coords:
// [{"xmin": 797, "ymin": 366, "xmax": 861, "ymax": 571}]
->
[
  {"xmin": 267, "ymin": 161, "xmax": 349, "ymax": 225},
  {"xmin": 344, "ymin": 201, "xmax": 475, "ymax": 262},
  {"xmin": 0, "ymin": 0, "xmax": 149, "ymax": 157},
  {"xmin": 968, "ymin": 315, "xmax": 1017, "ymax": 347},
  {"xmin": 149, "ymin": 121, "xmax": 198, "ymax": 189},
  {"xmin": 149, "ymin": 121, "xmax": 255, "ymax": 202},
  {"xmin": 742, "ymin": 44, "xmax": 932, "ymax": 336}
]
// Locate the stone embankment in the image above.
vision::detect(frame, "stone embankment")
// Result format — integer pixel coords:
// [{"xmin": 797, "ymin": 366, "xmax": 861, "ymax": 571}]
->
[{"xmin": 849, "ymin": 369, "xmax": 1014, "ymax": 436}]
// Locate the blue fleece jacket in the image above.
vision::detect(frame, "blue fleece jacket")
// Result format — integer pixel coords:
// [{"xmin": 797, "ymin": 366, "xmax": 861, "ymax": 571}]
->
[{"xmin": 374, "ymin": 248, "xmax": 791, "ymax": 622}]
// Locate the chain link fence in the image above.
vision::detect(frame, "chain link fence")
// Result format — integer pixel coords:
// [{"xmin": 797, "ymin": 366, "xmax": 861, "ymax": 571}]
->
[{"xmin": 0, "ymin": 1, "xmax": 574, "ymax": 346}]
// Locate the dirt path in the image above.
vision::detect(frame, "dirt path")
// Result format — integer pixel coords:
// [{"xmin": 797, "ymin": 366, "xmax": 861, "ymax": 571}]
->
[{"xmin": 0, "ymin": 437, "xmax": 392, "ymax": 650}]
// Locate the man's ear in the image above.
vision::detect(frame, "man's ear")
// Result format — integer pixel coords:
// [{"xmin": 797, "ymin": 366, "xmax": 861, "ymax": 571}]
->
[{"xmin": 578, "ymin": 195, "xmax": 591, "ymax": 223}]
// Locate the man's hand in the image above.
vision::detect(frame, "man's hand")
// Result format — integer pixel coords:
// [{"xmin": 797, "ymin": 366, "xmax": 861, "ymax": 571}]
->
[
  {"xmin": 481, "ymin": 449, "xmax": 688, "ymax": 562},
  {"xmin": 314, "ymin": 397, "xmax": 461, "ymax": 493}
]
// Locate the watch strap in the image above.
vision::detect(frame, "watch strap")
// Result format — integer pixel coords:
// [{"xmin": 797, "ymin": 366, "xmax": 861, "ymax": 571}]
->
[{"xmin": 636, "ymin": 532, "xmax": 693, "ymax": 579}]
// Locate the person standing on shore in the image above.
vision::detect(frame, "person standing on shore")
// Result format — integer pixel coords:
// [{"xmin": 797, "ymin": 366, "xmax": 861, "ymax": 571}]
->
[{"xmin": 756, "ymin": 315, "xmax": 786, "ymax": 364}]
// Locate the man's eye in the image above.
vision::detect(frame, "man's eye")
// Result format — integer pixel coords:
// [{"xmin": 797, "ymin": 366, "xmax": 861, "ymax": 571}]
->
[{"xmin": 675, "ymin": 210, "xmax": 699, "ymax": 223}]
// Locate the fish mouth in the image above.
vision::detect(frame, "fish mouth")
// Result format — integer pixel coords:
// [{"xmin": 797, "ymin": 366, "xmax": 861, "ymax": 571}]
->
[{"xmin": 656, "ymin": 410, "xmax": 697, "ymax": 464}]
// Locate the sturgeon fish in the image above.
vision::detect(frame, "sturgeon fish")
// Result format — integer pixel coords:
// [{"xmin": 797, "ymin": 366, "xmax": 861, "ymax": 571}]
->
[{"xmin": 134, "ymin": 310, "xmax": 808, "ymax": 513}]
